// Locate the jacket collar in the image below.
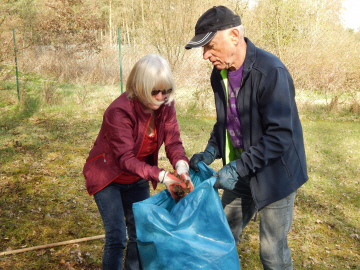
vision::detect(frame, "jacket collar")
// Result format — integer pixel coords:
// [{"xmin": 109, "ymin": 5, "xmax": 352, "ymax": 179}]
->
[{"xmin": 242, "ymin": 37, "xmax": 256, "ymax": 79}]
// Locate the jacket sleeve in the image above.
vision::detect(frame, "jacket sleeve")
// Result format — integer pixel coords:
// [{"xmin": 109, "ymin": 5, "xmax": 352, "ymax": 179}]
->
[
  {"xmin": 237, "ymin": 67, "xmax": 295, "ymax": 177},
  {"xmin": 104, "ymin": 106, "xmax": 162, "ymax": 182},
  {"xmin": 163, "ymin": 102, "xmax": 189, "ymax": 168}
]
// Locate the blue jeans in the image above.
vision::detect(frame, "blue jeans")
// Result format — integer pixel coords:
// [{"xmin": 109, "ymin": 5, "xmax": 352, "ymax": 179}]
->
[
  {"xmin": 222, "ymin": 178, "xmax": 296, "ymax": 270},
  {"xmin": 94, "ymin": 179, "xmax": 150, "ymax": 270}
]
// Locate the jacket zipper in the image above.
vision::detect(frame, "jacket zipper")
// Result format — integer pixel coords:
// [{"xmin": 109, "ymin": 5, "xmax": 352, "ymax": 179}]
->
[{"xmin": 249, "ymin": 180, "xmax": 259, "ymax": 221}]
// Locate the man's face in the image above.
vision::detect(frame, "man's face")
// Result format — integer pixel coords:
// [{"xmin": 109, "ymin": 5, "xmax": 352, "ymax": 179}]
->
[{"xmin": 202, "ymin": 30, "xmax": 237, "ymax": 71}]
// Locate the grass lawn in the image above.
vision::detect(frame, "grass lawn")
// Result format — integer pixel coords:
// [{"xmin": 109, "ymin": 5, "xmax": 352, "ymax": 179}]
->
[{"xmin": 0, "ymin": 83, "xmax": 359, "ymax": 269}]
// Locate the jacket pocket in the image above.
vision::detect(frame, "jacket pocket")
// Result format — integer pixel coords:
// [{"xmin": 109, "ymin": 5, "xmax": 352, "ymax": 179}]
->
[
  {"xmin": 83, "ymin": 153, "xmax": 119, "ymax": 195},
  {"xmin": 281, "ymin": 156, "xmax": 292, "ymax": 178},
  {"xmin": 87, "ymin": 153, "xmax": 106, "ymax": 163}
]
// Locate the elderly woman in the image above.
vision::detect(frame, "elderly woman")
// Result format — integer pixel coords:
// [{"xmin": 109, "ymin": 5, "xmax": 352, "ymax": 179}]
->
[{"xmin": 83, "ymin": 54, "xmax": 193, "ymax": 270}]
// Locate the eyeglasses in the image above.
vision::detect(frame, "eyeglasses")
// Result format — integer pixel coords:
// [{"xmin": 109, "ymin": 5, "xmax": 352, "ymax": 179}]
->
[{"xmin": 151, "ymin": 88, "xmax": 173, "ymax": 96}]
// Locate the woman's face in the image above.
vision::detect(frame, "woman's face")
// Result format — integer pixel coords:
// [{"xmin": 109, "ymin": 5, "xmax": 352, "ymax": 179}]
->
[{"xmin": 144, "ymin": 87, "xmax": 173, "ymax": 111}]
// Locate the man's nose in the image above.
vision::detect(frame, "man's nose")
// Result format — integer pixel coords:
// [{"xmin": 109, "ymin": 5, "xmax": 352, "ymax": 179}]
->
[{"xmin": 203, "ymin": 50, "xmax": 210, "ymax": 60}]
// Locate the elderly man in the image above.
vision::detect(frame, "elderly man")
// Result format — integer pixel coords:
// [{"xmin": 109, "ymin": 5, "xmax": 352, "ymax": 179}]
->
[{"xmin": 186, "ymin": 6, "xmax": 308, "ymax": 270}]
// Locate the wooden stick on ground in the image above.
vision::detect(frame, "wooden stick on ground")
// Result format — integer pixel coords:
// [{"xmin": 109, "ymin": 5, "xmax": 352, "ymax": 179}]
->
[{"xmin": 0, "ymin": 234, "xmax": 105, "ymax": 256}]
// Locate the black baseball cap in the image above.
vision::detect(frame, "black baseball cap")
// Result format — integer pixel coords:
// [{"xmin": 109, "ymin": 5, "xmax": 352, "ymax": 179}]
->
[{"xmin": 185, "ymin": 6, "xmax": 241, "ymax": 50}]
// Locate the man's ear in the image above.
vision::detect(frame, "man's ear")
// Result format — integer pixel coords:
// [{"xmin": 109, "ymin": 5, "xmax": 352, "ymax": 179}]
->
[{"xmin": 230, "ymin": 28, "xmax": 240, "ymax": 45}]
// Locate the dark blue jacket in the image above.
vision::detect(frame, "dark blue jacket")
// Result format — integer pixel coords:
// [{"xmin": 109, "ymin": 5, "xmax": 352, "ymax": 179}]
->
[{"xmin": 208, "ymin": 38, "xmax": 308, "ymax": 210}]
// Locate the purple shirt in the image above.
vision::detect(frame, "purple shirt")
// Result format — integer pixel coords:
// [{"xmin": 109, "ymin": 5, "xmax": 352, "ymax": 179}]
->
[{"xmin": 226, "ymin": 65, "xmax": 244, "ymax": 149}]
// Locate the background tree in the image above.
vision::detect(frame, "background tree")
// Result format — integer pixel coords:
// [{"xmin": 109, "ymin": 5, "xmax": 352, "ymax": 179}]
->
[
  {"xmin": 34, "ymin": 0, "xmax": 105, "ymax": 52},
  {"xmin": 245, "ymin": 0, "xmax": 359, "ymax": 107},
  {"xmin": 0, "ymin": 0, "xmax": 358, "ymax": 109}
]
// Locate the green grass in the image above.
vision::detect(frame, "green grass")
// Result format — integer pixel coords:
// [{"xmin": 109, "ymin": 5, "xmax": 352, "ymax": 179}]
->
[{"xmin": 0, "ymin": 78, "xmax": 359, "ymax": 269}]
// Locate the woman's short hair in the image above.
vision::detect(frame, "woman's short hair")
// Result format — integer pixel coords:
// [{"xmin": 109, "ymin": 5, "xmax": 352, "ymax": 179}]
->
[{"xmin": 126, "ymin": 54, "xmax": 175, "ymax": 106}]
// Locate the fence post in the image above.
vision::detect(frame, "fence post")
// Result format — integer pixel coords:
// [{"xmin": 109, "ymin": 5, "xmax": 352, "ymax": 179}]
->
[
  {"xmin": 12, "ymin": 29, "xmax": 20, "ymax": 101},
  {"xmin": 118, "ymin": 27, "xmax": 124, "ymax": 93}
]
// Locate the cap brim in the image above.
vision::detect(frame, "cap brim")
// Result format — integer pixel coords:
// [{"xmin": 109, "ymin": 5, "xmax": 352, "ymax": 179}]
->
[{"xmin": 185, "ymin": 31, "xmax": 216, "ymax": 50}]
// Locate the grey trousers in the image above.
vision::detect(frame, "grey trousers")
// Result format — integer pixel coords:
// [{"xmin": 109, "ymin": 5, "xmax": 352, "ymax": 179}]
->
[{"xmin": 222, "ymin": 178, "xmax": 296, "ymax": 270}]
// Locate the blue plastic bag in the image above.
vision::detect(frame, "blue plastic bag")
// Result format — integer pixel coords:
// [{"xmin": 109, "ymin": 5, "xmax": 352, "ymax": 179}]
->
[{"xmin": 133, "ymin": 162, "xmax": 241, "ymax": 270}]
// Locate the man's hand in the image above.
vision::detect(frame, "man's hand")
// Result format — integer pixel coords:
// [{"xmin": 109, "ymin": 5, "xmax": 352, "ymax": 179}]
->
[
  {"xmin": 189, "ymin": 145, "xmax": 217, "ymax": 172},
  {"xmin": 214, "ymin": 161, "xmax": 239, "ymax": 190},
  {"xmin": 159, "ymin": 171, "xmax": 187, "ymax": 201}
]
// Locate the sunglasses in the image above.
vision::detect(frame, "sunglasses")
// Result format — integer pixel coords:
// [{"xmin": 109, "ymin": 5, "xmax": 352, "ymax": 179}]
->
[{"xmin": 151, "ymin": 88, "xmax": 173, "ymax": 96}]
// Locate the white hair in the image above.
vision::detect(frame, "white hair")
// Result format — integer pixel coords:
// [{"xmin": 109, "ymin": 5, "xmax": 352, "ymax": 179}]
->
[
  {"xmin": 217, "ymin": 25, "xmax": 245, "ymax": 41},
  {"xmin": 236, "ymin": 25, "xmax": 245, "ymax": 38},
  {"xmin": 126, "ymin": 54, "xmax": 175, "ymax": 106}
]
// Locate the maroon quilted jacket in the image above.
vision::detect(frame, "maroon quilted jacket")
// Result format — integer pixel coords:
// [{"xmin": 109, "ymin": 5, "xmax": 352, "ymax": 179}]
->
[{"xmin": 83, "ymin": 92, "xmax": 188, "ymax": 195}]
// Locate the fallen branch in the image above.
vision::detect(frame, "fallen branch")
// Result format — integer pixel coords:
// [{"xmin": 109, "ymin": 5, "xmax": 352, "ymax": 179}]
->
[{"xmin": 0, "ymin": 234, "xmax": 105, "ymax": 256}]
